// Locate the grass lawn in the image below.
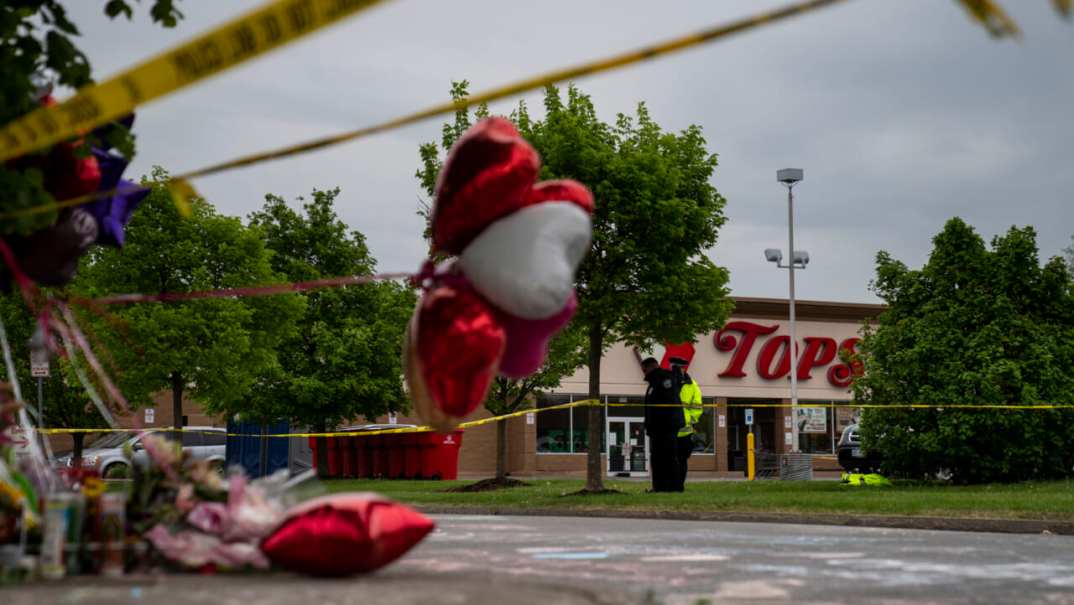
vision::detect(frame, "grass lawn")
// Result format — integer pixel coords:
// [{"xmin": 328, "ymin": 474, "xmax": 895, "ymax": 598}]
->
[{"xmin": 311, "ymin": 478, "xmax": 1074, "ymax": 521}]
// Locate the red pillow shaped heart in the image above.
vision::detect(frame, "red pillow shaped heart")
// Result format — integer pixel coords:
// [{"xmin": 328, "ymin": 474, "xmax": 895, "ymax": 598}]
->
[{"xmin": 261, "ymin": 493, "xmax": 435, "ymax": 576}]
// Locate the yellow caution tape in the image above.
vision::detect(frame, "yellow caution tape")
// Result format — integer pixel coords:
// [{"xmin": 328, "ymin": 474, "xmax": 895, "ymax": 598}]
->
[
  {"xmin": 33, "ymin": 399, "xmax": 1074, "ymax": 439},
  {"xmin": 0, "ymin": 0, "xmax": 846, "ymax": 222},
  {"xmin": 0, "ymin": 0, "xmax": 391, "ymax": 164},
  {"xmin": 167, "ymin": 179, "xmax": 198, "ymax": 218}
]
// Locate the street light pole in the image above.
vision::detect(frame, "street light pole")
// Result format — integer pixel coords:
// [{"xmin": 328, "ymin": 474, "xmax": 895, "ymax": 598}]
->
[
  {"xmin": 786, "ymin": 181, "xmax": 799, "ymax": 454},
  {"xmin": 775, "ymin": 168, "xmax": 804, "ymax": 454}
]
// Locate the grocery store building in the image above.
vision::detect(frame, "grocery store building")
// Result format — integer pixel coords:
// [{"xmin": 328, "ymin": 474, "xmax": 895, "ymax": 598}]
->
[{"xmin": 385, "ymin": 296, "xmax": 885, "ymax": 478}]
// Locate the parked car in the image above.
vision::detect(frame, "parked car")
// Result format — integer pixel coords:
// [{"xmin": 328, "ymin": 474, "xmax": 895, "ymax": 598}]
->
[
  {"xmin": 54, "ymin": 427, "xmax": 227, "ymax": 478},
  {"xmin": 836, "ymin": 423, "xmax": 881, "ymax": 473}
]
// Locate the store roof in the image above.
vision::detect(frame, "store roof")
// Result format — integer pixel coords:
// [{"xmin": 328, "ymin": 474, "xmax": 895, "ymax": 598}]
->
[{"xmin": 731, "ymin": 296, "xmax": 886, "ymax": 323}]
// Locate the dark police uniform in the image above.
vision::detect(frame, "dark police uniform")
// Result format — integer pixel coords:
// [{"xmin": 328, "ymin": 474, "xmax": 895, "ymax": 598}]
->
[{"xmin": 644, "ymin": 366, "xmax": 685, "ymax": 492}]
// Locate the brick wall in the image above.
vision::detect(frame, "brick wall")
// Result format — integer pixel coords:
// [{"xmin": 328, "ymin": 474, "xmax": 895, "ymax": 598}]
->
[
  {"xmin": 714, "ymin": 399, "xmax": 729, "ymax": 472},
  {"xmin": 47, "ymin": 391, "xmax": 223, "ymax": 455}
]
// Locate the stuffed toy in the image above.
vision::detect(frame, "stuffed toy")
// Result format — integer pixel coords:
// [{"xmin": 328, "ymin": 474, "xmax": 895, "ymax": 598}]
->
[{"xmin": 405, "ymin": 117, "xmax": 593, "ymax": 431}]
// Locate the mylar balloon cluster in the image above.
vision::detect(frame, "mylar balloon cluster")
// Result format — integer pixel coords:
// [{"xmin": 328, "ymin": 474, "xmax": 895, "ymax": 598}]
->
[
  {"xmin": 405, "ymin": 117, "xmax": 593, "ymax": 431},
  {"xmin": 2, "ymin": 91, "xmax": 147, "ymax": 288}
]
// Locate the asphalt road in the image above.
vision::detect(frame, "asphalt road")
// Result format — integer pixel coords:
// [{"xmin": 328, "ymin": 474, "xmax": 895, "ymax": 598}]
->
[
  {"xmin": 8, "ymin": 515, "xmax": 1074, "ymax": 604},
  {"xmin": 396, "ymin": 514, "xmax": 1074, "ymax": 604}
]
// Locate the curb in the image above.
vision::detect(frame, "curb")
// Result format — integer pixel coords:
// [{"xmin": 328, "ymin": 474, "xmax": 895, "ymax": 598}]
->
[{"xmin": 416, "ymin": 505, "xmax": 1074, "ymax": 535}]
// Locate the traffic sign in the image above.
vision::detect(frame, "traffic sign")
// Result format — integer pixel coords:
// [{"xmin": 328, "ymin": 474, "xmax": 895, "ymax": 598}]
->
[
  {"xmin": 745, "ymin": 408, "xmax": 754, "ymax": 426},
  {"xmin": 30, "ymin": 326, "xmax": 49, "ymax": 377}
]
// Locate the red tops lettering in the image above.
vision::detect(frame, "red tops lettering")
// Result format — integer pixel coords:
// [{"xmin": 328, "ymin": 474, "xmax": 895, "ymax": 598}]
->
[{"xmin": 713, "ymin": 321, "xmax": 860, "ymax": 387}]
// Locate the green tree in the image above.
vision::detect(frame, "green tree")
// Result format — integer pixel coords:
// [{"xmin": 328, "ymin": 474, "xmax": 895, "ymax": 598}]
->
[
  {"xmin": 1063, "ymin": 236, "xmax": 1073, "ymax": 278},
  {"xmin": 855, "ymin": 218, "xmax": 1074, "ymax": 483},
  {"xmin": 77, "ymin": 168, "xmax": 304, "ymax": 443},
  {"xmin": 417, "ymin": 82, "xmax": 733, "ymax": 491},
  {"xmin": 248, "ymin": 189, "xmax": 414, "ymax": 472},
  {"xmin": 0, "ymin": 1, "xmax": 183, "ymax": 235},
  {"xmin": 0, "ymin": 295, "xmax": 107, "ymax": 462}
]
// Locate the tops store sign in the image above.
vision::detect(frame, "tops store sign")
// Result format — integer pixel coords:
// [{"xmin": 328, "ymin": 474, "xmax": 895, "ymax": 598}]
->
[{"xmin": 713, "ymin": 321, "xmax": 861, "ymax": 388}]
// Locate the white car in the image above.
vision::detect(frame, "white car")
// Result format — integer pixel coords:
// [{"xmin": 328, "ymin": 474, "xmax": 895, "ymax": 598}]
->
[{"xmin": 55, "ymin": 427, "xmax": 227, "ymax": 477}]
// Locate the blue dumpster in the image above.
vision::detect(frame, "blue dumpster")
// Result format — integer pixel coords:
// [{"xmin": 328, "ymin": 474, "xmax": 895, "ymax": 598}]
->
[{"xmin": 225, "ymin": 420, "xmax": 291, "ymax": 478}]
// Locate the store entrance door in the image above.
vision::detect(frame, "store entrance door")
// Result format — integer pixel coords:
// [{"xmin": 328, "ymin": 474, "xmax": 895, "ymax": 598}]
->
[{"xmin": 607, "ymin": 417, "xmax": 648, "ymax": 477}]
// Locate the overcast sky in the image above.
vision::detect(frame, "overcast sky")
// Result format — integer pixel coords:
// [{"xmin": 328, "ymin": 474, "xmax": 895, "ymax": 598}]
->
[{"xmin": 63, "ymin": 0, "xmax": 1074, "ymax": 304}]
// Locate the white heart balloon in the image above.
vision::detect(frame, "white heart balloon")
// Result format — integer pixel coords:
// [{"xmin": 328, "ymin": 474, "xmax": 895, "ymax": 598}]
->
[{"xmin": 458, "ymin": 201, "xmax": 591, "ymax": 320}]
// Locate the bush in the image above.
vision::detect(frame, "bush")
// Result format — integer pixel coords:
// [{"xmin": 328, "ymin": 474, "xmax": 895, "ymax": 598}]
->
[{"xmin": 855, "ymin": 219, "xmax": 1074, "ymax": 483}]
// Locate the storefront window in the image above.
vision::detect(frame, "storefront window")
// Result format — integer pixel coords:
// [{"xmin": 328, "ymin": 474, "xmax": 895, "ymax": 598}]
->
[
  {"xmin": 726, "ymin": 399, "xmax": 781, "ymax": 471},
  {"xmin": 536, "ymin": 393, "xmax": 571, "ymax": 453},
  {"xmin": 692, "ymin": 399, "xmax": 716, "ymax": 453},
  {"xmin": 535, "ymin": 393, "xmax": 606, "ymax": 454},
  {"xmin": 835, "ymin": 406, "xmax": 858, "ymax": 438},
  {"xmin": 796, "ymin": 402, "xmax": 835, "ymax": 454},
  {"xmin": 572, "ymin": 402, "xmax": 606, "ymax": 453}
]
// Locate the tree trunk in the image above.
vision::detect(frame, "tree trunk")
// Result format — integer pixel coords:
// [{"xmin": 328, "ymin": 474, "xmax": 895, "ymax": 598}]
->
[
  {"xmin": 495, "ymin": 418, "xmax": 508, "ymax": 480},
  {"xmin": 170, "ymin": 371, "xmax": 183, "ymax": 446},
  {"xmin": 585, "ymin": 321, "xmax": 605, "ymax": 491},
  {"xmin": 72, "ymin": 433, "xmax": 85, "ymax": 468}
]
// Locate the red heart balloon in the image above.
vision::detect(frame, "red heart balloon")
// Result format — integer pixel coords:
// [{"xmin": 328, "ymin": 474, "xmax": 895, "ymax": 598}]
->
[
  {"xmin": 525, "ymin": 179, "xmax": 595, "ymax": 215},
  {"xmin": 431, "ymin": 117, "xmax": 539, "ymax": 255},
  {"xmin": 414, "ymin": 279, "xmax": 505, "ymax": 420}
]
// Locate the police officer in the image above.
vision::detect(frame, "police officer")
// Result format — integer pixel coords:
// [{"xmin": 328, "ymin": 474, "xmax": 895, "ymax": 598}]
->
[
  {"xmin": 671, "ymin": 357, "xmax": 703, "ymax": 491},
  {"xmin": 642, "ymin": 357, "xmax": 684, "ymax": 492}
]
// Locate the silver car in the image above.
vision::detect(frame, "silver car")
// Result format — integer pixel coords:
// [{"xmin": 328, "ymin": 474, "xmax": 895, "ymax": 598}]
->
[{"xmin": 55, "ymin": 427, "xmax": 227, "ymax": 478}]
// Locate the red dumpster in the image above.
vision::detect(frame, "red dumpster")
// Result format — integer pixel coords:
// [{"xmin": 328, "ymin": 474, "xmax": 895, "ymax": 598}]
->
[
  {"xmin": 326, "ymin": 436, "xmax": 343, "ymax": 477},
  {"xmin": 369, "ymin": 435, "xmax": 389, "ymax": 478},
  {"xmin": 340, "ymin": 434, "xmax": 357, "ymax": 478},
  {"xmin": 386, "ymin": 433, "xmax": 407, "ymax": 479},
  {"xmin": 420, "ymin": 430, "xmax": 464, "ymax": 480},
  {"xmin": 402, "ymin": 433, "xmax": 423, "ymax": 479},
  {"xmin": 354, "ymin": 433, "xmax": 372, "ymax": 478},
  {"xmin": 308, "ymin": 436, "xmax": 341, "ymax": 477}
]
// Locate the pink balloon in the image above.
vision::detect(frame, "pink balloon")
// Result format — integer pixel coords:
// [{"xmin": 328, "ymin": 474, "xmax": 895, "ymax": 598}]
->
[{"xmin": 495, "ymin": 293, "xmax": 577, "ymax": 379}]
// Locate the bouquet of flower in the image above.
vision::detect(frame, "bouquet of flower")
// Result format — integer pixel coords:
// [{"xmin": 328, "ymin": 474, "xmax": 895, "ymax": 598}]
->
[
  {"xmin": 125, "ymin": 433, "xmax": 289, "ymax": 572},
  {"xmin": 123, "ymin": 432, "xmax": 436, "ymax": 577}
]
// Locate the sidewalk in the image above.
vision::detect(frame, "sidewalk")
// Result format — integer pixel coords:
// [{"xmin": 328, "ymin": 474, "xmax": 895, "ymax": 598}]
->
[{"xmin": 4, "ymin": 570, "xmax": 629, "ymax": 605}]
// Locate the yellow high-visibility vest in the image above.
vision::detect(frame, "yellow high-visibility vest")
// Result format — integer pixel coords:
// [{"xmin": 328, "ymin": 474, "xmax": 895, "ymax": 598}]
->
[{"xmin": 678, "ymin": 378, "xmax": 703, "ymax": 438}]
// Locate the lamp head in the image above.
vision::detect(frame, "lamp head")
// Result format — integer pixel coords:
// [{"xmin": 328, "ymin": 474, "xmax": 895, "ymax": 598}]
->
[
  {"xmin": 777, "ymin": 168, "xmax": 804, "ymax": 185},
  {"xmin": 764, "ymin": 248, "xmax": 783, "ymax": 263},
  {"xmin": 792, "ymin": 250, "xmax": 810, "ymax": 266}
]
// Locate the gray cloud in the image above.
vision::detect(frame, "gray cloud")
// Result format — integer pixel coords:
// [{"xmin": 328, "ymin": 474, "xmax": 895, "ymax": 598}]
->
[{"xmin": 63, "ymin": 0, "xmax": 1074, "ymax": 302}]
